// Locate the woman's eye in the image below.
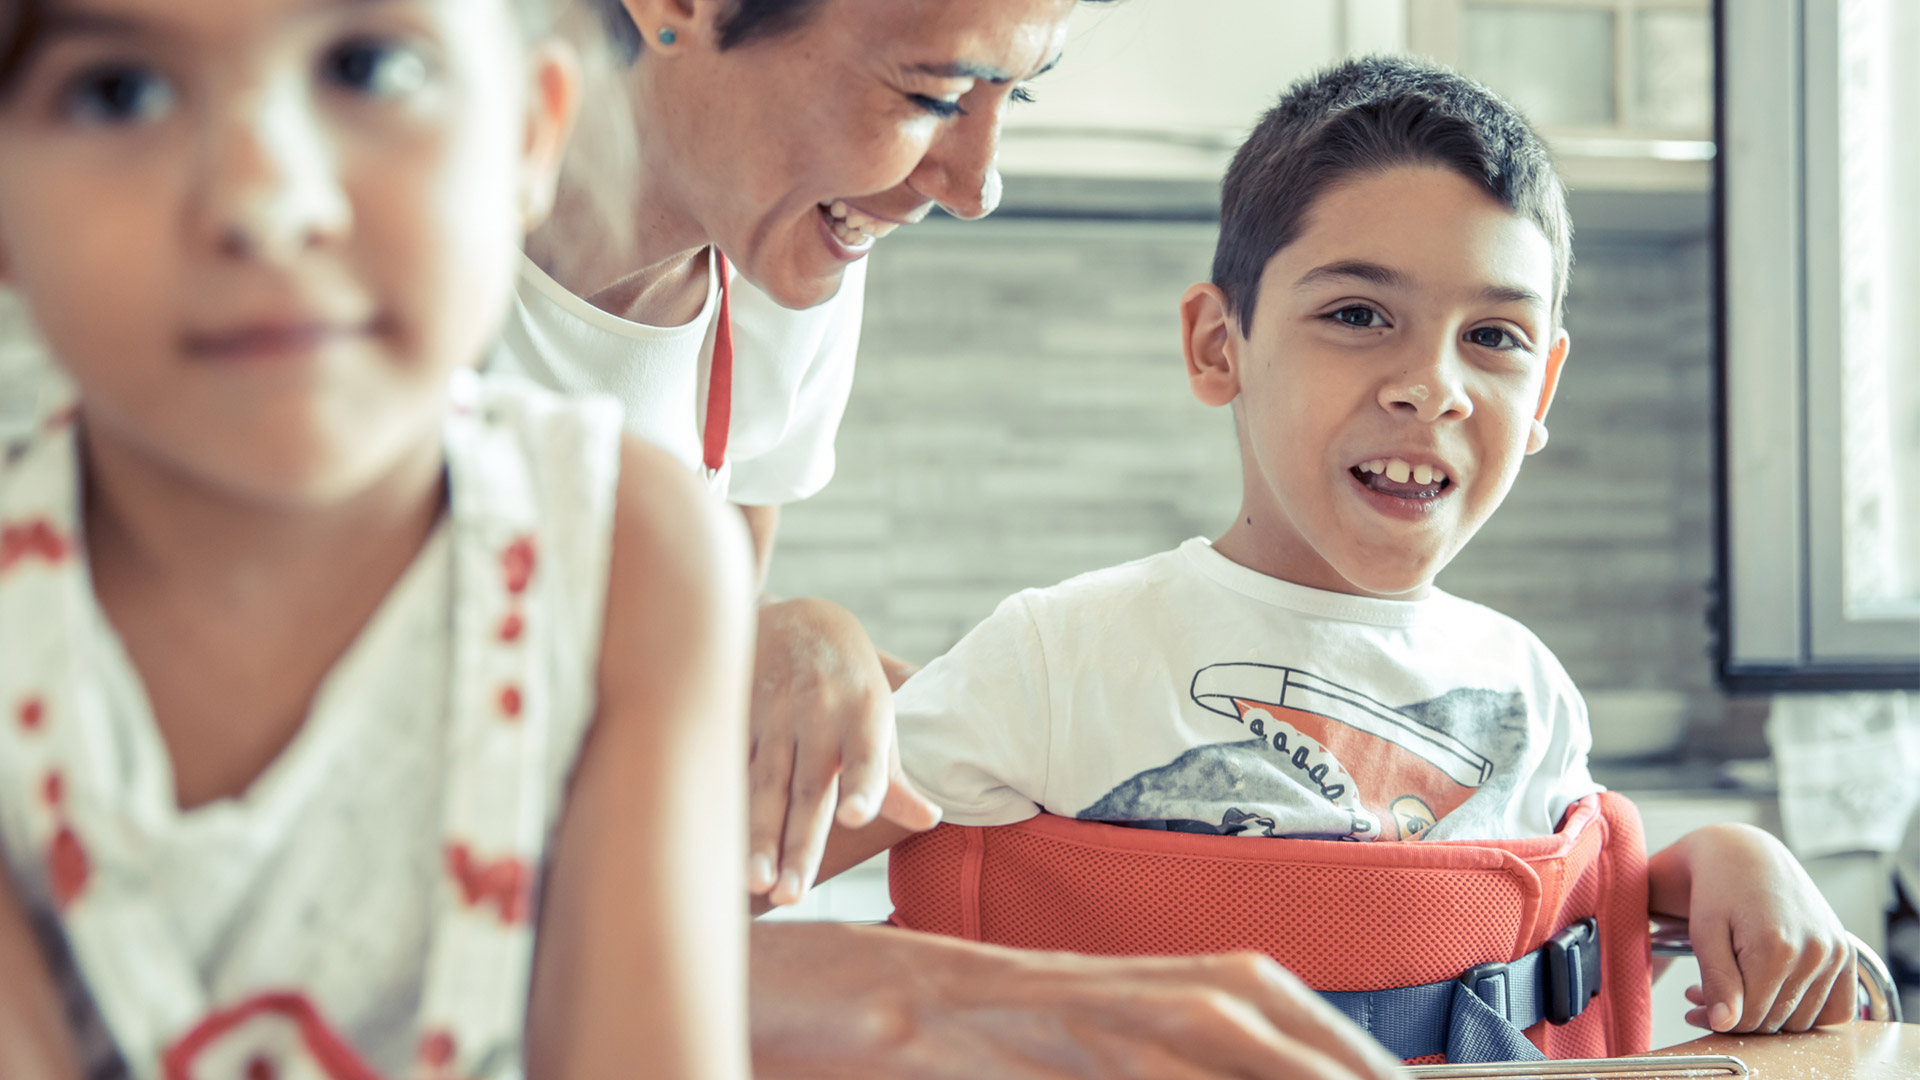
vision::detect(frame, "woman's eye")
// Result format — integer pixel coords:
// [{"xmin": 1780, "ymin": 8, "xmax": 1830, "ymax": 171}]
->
[
  {"xmin": 1010, "ymin": 85, "xmax": 1037, "ymax": 106},
  {"xmin": 908, "ymin": 93, "xmax": 966, "ymax": 119},
  {"xmin": 61, "ymin": 64, "xmax": 175, "ymax": 126},
  {"xmin": 323, "ymin": 38, "xmax": 431, "ymax": 99},
  {"xmin": 1467, "ymin": 326, "xmax": 1519, "ymax": 349},
  {"xmin": 1331, "ymin": 305, "xmax": 1382, "ymax": 328}
]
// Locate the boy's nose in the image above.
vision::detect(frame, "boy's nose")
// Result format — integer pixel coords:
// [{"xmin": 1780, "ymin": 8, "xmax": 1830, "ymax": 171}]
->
[
  {"xmin": 908, "ymin": 101, "xmax": 1005, "ymax": 221},
  {"xmin": 198, "ymin": 82, "xmax": 352, "ymax": 264},
  {"xmin": 1381, "ymin": 344, "xmax": 1473, "ymax": 422}
]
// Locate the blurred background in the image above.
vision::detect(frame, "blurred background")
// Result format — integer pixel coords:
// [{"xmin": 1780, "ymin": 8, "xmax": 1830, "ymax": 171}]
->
[{"xmin": 763, "ymin": 0, "xmax": 1920, "ymax": 1042}]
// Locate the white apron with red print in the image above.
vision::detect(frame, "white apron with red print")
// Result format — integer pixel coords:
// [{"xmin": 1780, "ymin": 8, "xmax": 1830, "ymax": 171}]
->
[{"xmin": 0, "ymin": 372, "xmax": 621, "ymax": 1080}]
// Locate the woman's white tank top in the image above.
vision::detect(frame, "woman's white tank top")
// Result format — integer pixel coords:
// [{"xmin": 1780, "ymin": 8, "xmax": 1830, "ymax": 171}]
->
[{"xmin": 0, "ymin": 372, "xmax": 622, "ymax": 1079}]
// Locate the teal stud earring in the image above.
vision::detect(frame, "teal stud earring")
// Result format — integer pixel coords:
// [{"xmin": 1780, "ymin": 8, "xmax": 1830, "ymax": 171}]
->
[{"xmin": 658, "ymin": 26, "xmax": 678, "ymax": 45}]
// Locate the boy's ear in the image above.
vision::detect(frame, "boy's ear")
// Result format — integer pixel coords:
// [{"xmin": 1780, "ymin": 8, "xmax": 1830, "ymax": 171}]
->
[
  {"xmin": 1181, "ymin": 282, "xmax": 1240, "ymax": 409},
  {"xmin": 1527, "ymin": 330, "xmax": 1570, "ymax": 455},
  {"xmin": 519, "ymin": 39, "xmax": 584, "ymax": 232}
]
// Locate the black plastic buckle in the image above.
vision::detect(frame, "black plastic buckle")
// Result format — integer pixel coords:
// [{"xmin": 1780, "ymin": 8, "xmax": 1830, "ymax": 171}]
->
[
  {"xmin": 1458, "ymin": 959, "xmax": 1517, "ymax": 1019},
  {"xmin": 1545, "ymin": 917, "xmax": 1602, "ymax": 1025}
]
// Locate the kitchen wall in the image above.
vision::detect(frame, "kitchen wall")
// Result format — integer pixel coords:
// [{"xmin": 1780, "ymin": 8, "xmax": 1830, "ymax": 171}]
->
[{"xmin": 768, "ymin": 195, "xmax": 1751, "ymax": 758}]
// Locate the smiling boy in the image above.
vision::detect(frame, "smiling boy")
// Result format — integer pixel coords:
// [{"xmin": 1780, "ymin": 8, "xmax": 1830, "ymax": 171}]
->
[
  {"xmin": 886, "ymin": 59, "xmax": 1589, "ymax": 847},
  {"xmin": 817, "ymin": 57, "xmax": 1856, "ymax": 1040}
]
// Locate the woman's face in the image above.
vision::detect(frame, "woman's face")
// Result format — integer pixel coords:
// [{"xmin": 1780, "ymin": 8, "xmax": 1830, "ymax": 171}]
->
[{"xmin": 643, "ymin": 0, "xmax": 1077, "ymax": 309}]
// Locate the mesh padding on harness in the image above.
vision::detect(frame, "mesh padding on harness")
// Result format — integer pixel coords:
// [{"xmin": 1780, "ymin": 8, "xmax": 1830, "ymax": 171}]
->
[{"xmin": 889, "ymin": 792, "xmax": 1653, "ymax": 1062}]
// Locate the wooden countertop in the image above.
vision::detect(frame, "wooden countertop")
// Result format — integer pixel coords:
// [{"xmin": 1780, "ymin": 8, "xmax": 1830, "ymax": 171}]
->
[{"xmin": 1642, "ymin": 1022, "xmax": 1919, "ymax": 1078}]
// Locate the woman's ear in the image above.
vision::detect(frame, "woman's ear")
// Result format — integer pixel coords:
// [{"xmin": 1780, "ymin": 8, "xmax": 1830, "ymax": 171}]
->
[
  {"xmin": 1181, "ymin": 282, "xmax": 1240, "ymax": 409},
  {"xmin": 1527, "ymin": 330, "xmax": 1570, "ymax": 455},
  {"xmin": 519, "ymin": 39, "xmax": 584, "ymax": 232},
  {"xmin": 619, "ymin": 0, "xmax": 708, "ymax": 52}
]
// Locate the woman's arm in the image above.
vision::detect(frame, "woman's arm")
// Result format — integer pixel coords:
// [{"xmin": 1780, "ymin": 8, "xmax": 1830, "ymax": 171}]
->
[
  {"xmin": 733, "ymin": 503, "xmax": 941, "ymax": 907},
  {"xmin": 0, "ymin": 866, "xmax": 81, "ymax": 1080},
  {"xmin": 526, "ymin": 438, "xmax": 756, "ymax": 1080},
  {"xmin": 749, "ymin": 922, "xmax": 1406, "ymax": 1080}
]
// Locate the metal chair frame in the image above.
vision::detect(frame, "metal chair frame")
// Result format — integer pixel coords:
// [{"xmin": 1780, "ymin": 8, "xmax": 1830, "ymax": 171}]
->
[
  {"xmin": 1649, "ymin": 915, "xmax": 1903, "ymax": 1023},
  {"xmin": 1407, "ymin": 920, "xmax": 1910, "ymax": 1079}
]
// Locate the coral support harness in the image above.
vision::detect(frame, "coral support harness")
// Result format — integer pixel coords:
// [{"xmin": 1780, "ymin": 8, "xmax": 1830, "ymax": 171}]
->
[{"xmin": 887, "ymin": 792, "xmax": 1654, "ymax": 1065}]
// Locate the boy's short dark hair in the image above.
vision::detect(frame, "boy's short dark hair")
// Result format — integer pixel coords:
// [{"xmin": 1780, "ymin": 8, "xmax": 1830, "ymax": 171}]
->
[{"xmin": 1213, "ymin": 55, "xmax": 1572, "ymax": 335}]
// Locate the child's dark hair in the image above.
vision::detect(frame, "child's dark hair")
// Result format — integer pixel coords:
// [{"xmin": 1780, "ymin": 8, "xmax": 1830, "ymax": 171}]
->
[
  {"xmin": 1213, "ymin": 55, "xmax": 1572, "ymax": 334},
  {"xmin": 0, "ymin": 0, "xmax": 35, "ymax": 97}
]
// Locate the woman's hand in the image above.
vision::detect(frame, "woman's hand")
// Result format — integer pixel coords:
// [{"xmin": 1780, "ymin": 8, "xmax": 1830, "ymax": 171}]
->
[
  {"xmin": 751, "ymin": 922, "xmax": 1408, "ymax": 1080},
  {"xmin": 1650, "ymin": 822, "xmax": 1856, "ymax": 1034},
  {"xmin": 749, "ymin": 597, "xmax": 941, "ymax": 906}
]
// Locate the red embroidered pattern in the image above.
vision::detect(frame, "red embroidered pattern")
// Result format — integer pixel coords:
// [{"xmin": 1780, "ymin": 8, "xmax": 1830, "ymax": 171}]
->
[
  {"xmin": 501, "ymin": 537, "xmax": 536, "ymax": 595},
  {"xmin": 444, "ymin": 843, "xmax": 531, "ymax": 925},
  {"xmin": 161, "ymin": 992, "xmax": 386, "ymax": 1080},
  {"xmin": 417, "ymin": 1028, "xmax": 457, "ymax": 1068},
  {"xmin": 48, "ymin": 824, "xmax": 89, "ymax": 910},
  {"xmin": 0, "ymin": 519, "xmax": 70, "ymax": 573}
]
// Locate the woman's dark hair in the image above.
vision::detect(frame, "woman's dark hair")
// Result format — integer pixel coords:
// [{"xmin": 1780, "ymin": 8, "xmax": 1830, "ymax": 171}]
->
[
  {"xmin": 593, "ymin": 0, "xmax": 1115, "ymax": 64},
  {"xmin": 593, "ymin": 0, "xmax": 819, "ymax": 62},
  {"xmin": 1212, "ymin": 55, "xmax": 1573, "ymax": 334}
]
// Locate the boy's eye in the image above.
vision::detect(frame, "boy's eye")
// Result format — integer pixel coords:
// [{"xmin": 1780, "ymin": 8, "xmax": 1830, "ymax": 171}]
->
[
  {"xmin": 1466, "ymin": 326, "xmax": 1520, "ymax": 349},
  {"xmin": 323, "ymin": 38, "xmax": 432, "ymax": 99},
  {"xmin": 61, "ymin": 63, "xmax": 175, "ymax": 126},
  {"xmin": 908, "ymin": 93, "xmax": 966, "ymax": 119},
  {"xmin": 1331, "ymin": 305, "xmax": 1382, "ymax": 328}
]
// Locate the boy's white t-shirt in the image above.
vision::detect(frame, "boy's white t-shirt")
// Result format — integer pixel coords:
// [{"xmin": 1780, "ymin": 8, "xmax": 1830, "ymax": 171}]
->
[
  {"xmin": 492, "ymin": 250, "xmax": 863, "ymax": 506},
  {"xmin": 896, "ymin": 538, "xmax": 1602, "ymax": 842}
]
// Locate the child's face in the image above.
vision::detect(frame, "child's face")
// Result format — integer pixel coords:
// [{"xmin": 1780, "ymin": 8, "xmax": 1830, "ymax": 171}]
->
[
  {"xmin": 1184, "ymin": 166, "xmax": 1569, "ymax": 599},
  {"xmin": 0, "ymin": 0, "xmax": 574, "ymax": 506}
]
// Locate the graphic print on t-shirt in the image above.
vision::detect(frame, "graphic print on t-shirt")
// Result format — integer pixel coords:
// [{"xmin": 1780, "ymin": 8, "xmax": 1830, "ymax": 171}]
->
[{"xmin": 1078, "ymin": 663, "xmax": 1513, "ymax": 841}]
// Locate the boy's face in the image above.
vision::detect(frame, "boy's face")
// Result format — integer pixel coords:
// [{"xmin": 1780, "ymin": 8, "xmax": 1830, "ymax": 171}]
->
[
  {"xmin": 0, "ymin": 0, "xmax": 574, "ymax": 507},
  {"xmin": 1183, "ymin": 166, "xmax": 1569, "ymax": 599}
]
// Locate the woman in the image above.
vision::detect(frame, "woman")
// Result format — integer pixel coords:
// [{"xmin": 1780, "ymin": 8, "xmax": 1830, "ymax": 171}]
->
[
  {"xmin": 500, "ymin": 2, "xmax": 1401, "ymax": 1078},
  {"xmin": 501, "ymin": 0, "xmax": 1064, "ymax": 908}
]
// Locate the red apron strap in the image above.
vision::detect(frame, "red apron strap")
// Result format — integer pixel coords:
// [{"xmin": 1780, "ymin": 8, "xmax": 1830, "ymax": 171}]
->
[{"xmin": 703, "ymin": 250, "xmax": 734, "ymax": 478}]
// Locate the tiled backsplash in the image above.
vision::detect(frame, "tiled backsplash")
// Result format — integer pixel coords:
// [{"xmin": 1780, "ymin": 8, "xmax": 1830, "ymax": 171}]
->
[{"xmin": 770, "ymin": 213, "xmax": 1735, "ymax": 750}]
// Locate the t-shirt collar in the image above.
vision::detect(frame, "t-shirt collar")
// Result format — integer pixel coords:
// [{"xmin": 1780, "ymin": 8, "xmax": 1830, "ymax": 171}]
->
[
  {"xmin": 517, "ymin": 247, "xmax": 720, "ymax": 341},
  {"xmin": 1178, "ymin": 537, "xmax": 1447, "ymax": 628}
]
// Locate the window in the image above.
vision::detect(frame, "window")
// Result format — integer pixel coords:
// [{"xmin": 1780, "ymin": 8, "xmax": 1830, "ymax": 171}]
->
[
  {"xmin": 1411, "ymin": 0, "xmax": 1715, "ymax": 193},
  {"xmin": 1719, "ymin": 0, "xmax": 1920, "ymax": 688}
]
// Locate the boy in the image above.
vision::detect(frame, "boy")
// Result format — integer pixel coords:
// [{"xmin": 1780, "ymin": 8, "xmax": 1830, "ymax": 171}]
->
[{"xmin": 812, "ymin": 57, "xmax": 1855, "ymax": 1039}]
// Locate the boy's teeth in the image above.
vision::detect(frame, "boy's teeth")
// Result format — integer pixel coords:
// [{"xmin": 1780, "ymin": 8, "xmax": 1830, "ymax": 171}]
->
[{"xmin": 1356, "ymin": 456, "xmax": 1449, "ymax": 489}]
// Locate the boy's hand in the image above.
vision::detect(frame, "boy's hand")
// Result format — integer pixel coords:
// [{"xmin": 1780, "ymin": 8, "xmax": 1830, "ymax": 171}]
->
[
  {"xmin": 748, "ymin": 597, "xmax": 942, "ymax": 906},
  {"xmin": 1658, "ymin": 823, "xmax": 1855, "ymax": 1033}
]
